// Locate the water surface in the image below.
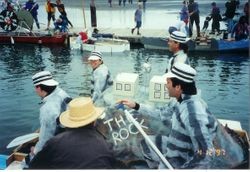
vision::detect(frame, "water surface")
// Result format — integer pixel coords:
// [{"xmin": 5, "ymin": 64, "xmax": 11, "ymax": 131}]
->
[{"xmin": 0, "ymin": 45, "xmax": 249, "ymax": 155}]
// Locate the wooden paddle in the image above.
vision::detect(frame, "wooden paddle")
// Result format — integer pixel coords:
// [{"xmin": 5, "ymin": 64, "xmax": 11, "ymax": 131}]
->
[
  {"xmin": 116, "ymin": 104, "xmax": 174, "ymax": 169},
  {"xmin": 6, "ymin": 133, "xmax": 39, "ymax": 149}
]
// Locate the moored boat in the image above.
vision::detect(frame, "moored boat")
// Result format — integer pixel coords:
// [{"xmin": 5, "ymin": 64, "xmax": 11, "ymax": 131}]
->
[
  {"xmin": 0, "ymin": 32, "xmax": 68, "ymax": 45},
  {"xmin": 141, "ymin": 36, "xmax": 249, "ymax": 53},
  {"xmin": 81, "ymin": 37, "xmax": 130, "ymax": 53}
]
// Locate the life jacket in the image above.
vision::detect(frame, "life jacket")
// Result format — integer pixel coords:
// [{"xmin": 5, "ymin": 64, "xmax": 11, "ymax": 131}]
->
[
  {"xmin": 79, "ymin": 32, "xmax": 88, "ymax": 43},
  {"xmin": 45, "ymin": 2, "xmax": 55, "ymax": 13}
]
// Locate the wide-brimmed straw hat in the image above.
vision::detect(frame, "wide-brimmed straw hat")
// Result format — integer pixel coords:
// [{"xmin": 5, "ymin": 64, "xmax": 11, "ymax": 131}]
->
[
  {"xmin": 60, "ymin": 97, "xmax": 104, "ymax": 128},
  {"xmin": 32, "ymin": 71, "xmax": 58, "ymax": 86}
]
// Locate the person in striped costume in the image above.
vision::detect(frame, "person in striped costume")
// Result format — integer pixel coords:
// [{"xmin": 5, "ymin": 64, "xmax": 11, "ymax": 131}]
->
[
  {"xmin": 88, "ymin": 51, "xmax": 113, "ymax": 105},
  {"xmin": 119, "ymin": 63, "xmax": 244, "ymax": 169}
]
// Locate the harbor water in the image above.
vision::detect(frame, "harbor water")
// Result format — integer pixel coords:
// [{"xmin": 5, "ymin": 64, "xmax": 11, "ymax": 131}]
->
[{"xmin": 0, "ymin": 44, "xmax": 249, "ymax": 155}]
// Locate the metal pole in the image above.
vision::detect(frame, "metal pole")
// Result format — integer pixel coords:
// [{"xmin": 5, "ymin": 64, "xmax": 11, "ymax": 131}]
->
[
  {"xmin": 123, "ymin": 109, "xmax": 174, "ymax": 169},
  {"xmin": 82, "ymin": 0, "xmax": 87, "ymax": 28}
]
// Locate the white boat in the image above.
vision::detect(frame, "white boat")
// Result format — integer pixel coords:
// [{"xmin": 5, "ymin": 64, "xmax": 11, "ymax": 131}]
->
[{"xmin": 80, "ymin": 37, "xmax": 130, "ymax": 54}]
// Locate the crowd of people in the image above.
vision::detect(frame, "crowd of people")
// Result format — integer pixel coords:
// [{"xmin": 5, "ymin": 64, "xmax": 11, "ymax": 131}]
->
[
  {"xmin": 0, "ymin": 0, "xmax": 72, "ymax": 32},
  {"xmin": 174, "ymin": 0, "xmax": 249, "ymax": 40}
]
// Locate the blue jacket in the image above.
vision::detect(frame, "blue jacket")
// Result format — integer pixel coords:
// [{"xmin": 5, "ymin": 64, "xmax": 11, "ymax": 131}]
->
[{"xmin": 24, "ymin": 1, "xmax": 39, "ymax": 16}]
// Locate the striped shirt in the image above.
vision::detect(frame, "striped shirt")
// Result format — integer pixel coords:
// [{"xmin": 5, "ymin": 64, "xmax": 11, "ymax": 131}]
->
[
  {"xmin": 138, "ymin": 94, "xmax": 244, "ymax": 168},
  {"xmin": 91, "ymin": 64, "xmax": 113, "ymax": 103}
]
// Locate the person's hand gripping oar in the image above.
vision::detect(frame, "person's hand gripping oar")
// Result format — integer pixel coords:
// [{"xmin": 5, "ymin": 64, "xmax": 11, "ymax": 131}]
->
[{"xmin": 116, "ymin": 101, "xmax": 174, "ymax": 169}]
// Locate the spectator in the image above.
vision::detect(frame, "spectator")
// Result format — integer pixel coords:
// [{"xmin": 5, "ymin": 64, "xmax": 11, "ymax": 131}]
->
[
  {"xmin": 56, "ymin": 0, "xmax": 73, "ymax": 28},
  {"xmin": 24, "ymin": 0, "xmax": 39, "ymax": 29},
  {"xmin": 188, "ymin": 0, "xmax": 200, "ymax": 37},
  {"xmin": 231, "ymin": 16, "xmax": 249, "ymax": 40},
  {"xmin": 224, "ymin": 0, "xmax": 240, "ymax": 33},
  {"xmin": 45, "ymin": 0, "xmax": 56, "ymax": 30},
  {"xmin": 210, "ymin": 2, "xmax": 222, "ymax": 34},
  {"xmin": 180, "ymin": 0, "xmax": 188, "ymax": 21},
  {"xmin": 131, "ymin": 3, "xmax": 142, "ymax": 35}
]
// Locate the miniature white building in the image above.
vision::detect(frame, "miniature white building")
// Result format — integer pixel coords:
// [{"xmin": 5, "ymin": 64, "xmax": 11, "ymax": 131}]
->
[
  {"xmin": 149, "ymin": 75, "xmax": 170, "ymax": 102},
  {"xmin": 113, "ymin": 73, "xmax": 139, "ymax": 97}
]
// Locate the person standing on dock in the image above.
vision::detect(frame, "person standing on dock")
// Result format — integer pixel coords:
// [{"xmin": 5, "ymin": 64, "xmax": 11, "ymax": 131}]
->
[
  {"xmin": 131, "ymin": 3, "xmax": 142, "ymax": 35},
  {"xmin": 188, "ymin": 0, "xmax": 200, "ymax": 38},
  {"xmin": 45, "ymin": 0, "xmax": 56, "ymax": 30},
  {"xmin": 166, "ymin": 31, "xmax": 190, "ymax": 73},
  {"xmin": 209, "ymin": 2, "xmax": 222, "ymax": 35},
  {"xmin": 55, "ymin": 0, "xmax": 73, "ymax": 28},
  {"xmin": 30, "ymin": 71, "xmax": 72, "ymax": 157},
  {"xmin": 24, "ymin": 0, "xmax": 40, "ymax": 29}
]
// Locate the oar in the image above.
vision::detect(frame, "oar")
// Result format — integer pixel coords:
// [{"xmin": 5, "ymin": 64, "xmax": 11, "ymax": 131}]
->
[
  {"xmin": 6, "ymin": 133, "xmax": 39, "ymax": 149},
  {"xmin": 116, "ymin": 104, "xmax": 174, "ymax": 169},
  {"xmin": 10, "ymin": 36, "xmax": 14, "ymax": 45}
]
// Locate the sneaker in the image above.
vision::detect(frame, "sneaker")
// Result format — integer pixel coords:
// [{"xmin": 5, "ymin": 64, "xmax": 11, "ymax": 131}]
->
[
  {"xmin": 131, "ymin": 28, "xmax": 134, "ymax": 34},
  {"xmin": 137, "ymin": 32, "xmax": 141, "ymax": 35}
]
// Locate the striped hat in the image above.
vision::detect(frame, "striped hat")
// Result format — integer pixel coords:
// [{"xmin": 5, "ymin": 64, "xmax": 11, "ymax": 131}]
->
[
  {"xmin": 32, "ymin": 71, "xmax": 58, "ymax": 86},
  {"xmin": 88, "ymin": 51, "xmax": 103, "ymax": 61},
  {"xmin": 163, "ymin": 63, "xmax": 196, "ymax": 83},
  {"xmin": 169, "ymin": 31, "xmax": 190, "ymax": 43}
]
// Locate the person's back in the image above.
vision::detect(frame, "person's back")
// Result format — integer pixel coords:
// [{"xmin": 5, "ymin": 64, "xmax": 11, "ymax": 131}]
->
[
  {"xmin": 31, "ymin": 71, "xmax": 71, "ymax": 154},
  {"xmin": 29, "ymin": 126, "xmax": 114, "ymax": 169},
  {"xmin": 231, "ymin": 16, "xmax": 249, "ymax": 41},
  {"xmin": 29, "ymin": 97, "xmax": 115, "ymax": 169},
  {"xmin": 225, "ymin": 0, "xmax": 239, "ymax": 19}
]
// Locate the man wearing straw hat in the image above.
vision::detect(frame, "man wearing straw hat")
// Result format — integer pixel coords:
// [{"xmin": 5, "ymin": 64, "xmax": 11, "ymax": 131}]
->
[
  {"xmin": 165, "ymin": 31, "xmax": 190, "ymax": 73},
  {"xmin": 29, "ymin": 97, "xmax": 116, "ymax": 169},
  {"xmin": 88, "ymin": 51, "xmax": 113, "ymax": 105},
  {"xmin": 30, "ymin": 71, "xmax": 72, "ymax": 156},
  {"xmin": 119, "ymin": 63, "xmax": 244, "ymax": 169}
]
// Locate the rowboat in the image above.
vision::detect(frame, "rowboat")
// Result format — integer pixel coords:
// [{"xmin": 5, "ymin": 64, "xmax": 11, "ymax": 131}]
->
[
  {"xmin": 1, "ymin": 117, "xmax": 248, "ymax": 170},
  {"xmin": 0, "ymin": 9, "xmax": 68, "ymax": 45},
  {"xmin": 141, "ymin": 36, "xmax": 249, "ymax": 53},
  {"xmin": 72, "ymin": 37, "xmax": 130, "ymax": 54},
  {"xmin": 0, "ymin": 32, "xmax": 68, "ymax": 45}
]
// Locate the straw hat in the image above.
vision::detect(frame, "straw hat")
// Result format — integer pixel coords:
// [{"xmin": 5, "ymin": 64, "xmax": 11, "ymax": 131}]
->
[{"xmin": 60, "ymin": 97, "xmax": 104, "ymax": 128}]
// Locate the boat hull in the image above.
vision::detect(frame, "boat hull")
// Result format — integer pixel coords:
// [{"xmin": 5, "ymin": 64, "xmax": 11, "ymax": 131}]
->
[
  {"xmin": 0, "ymin": 32, "xmax": 67, "ymax": 45},
  {"xmin": 81, "ymin": 38, "xmax": 130, "ymax": 53},
  {"xmin": 141, "ymin": 37, "xmax": 249, "ymax": 53}
]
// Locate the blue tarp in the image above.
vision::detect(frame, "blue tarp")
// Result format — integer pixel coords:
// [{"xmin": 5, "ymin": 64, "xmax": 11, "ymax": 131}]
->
[{"xmin": 0, "ymin": 154, "xmax": 8, "ymax": 170}]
